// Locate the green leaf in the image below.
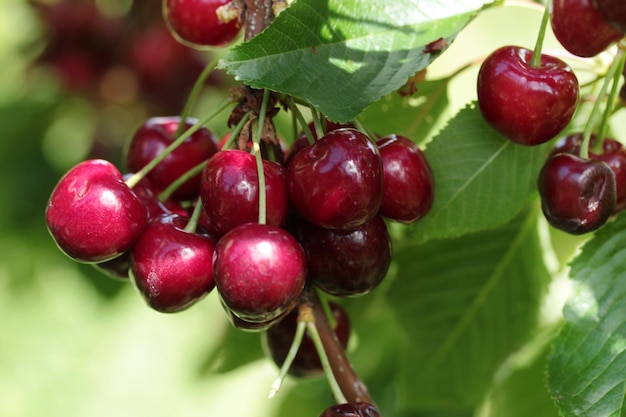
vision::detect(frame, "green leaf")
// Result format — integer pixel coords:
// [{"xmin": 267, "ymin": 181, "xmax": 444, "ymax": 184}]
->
[
  {"xmin": 359, "ymin": 77, "xmax": 451, "ymax": 142},
  {"xmin": 407, "ymin": 103, "xmax": 552, "ymax": 243},
  {"xmin": 388, "ymin": 208, "xmax": 549, "ymax": 410},
  {"xmin": 548, "ymin": 213, "xmax": 626, "ymax": 417},
  {"xmin": 220, "ymin": 0, "xmax": 497, "ymax": 122}
]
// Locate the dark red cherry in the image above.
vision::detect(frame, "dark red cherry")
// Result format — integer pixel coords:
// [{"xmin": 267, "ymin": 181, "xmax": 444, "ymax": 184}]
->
[
  {"xmin": 551, "ymin": 0, "xmax": 623, "ymax": 57},
  {"xmin": 264, "ymin": 301, "xmax": 350, "ymax": 377},
  {"xmin": 285, "ymin": 119, "xmax": 355, "ymax": 165},
  {"xmin": 130, "ymin": 213, "xmax": 216, "ymax": 313},
  {"xmin": 126, "ymin": 116, "xmax": 219, "ymax": 201},
  {"xmin": 376, "ymin": 134, "xmax": 434, "ymax": 223},
  {"xmin": 297, "ymin": 216, "xmax": 392, "ymax": 297},
  {"xmin": 318, "ymin": 402, "xmax": 381, "ymax": 417},
  {"xmin": 592, "ymin": 0, "xmax": 626, "ymax": 33},
  {"xmin": 288, "ymin": 128, "xmax": 383, "ymax": 230},
  {"xmin": 477, "ymin": 46, "xmax": 579, "ymax": 146},
  {"xmin": 46, "ymin": 159, "xmax": 148, "ymax": 263},
  {"xmin": 163, "ymin": 0, "xmax": 242, "ymax": 48},
  {"xmin": 538, "ymin": 153, "xmax": 616, "ymax": 234},
  {"xmin": 200, "ymin": 150, "xmax": 290, "ymax": 237},
  {"xmin": 214, "ymin": 223, "xmax": 307, "ymax": 323}
]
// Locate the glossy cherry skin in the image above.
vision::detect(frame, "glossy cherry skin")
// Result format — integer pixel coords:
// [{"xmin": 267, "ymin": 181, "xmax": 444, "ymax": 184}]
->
[
  {"xmin": 538, "ymin": 153, "xmax": 616, "ymax": 234},
  {"xmin": 318, "ymin": 403, "xmax": 381, "ymax": 417},
  {"xmin": 288, "ymin": 128, "xmax": 383, "ymax": 230},
  {"xmin": 130, "ymin": 213, "xmax": 216, "ymax": 313},
  {"xmin": 46, "ymin": 159, "xmax": 148, "ymax": 263},
  {"xmin": 163, "ymin": 0, "xmax": 242, "ymax": 48},
  {"xmin": 264, "ymin": 301, "xmax": 350, "ymax": 377},
  {"xmin": 297, "ymin": 216, "xmax": 392, "ymax": 297},
  {"xmin": 551, "ymin": 0, "xmax": 623, "ymax": 57},
  {"xmin": 285, "ymin": 119, "xmax": 355, "ymax": 165},
  {"xmin": 126, "ymin": 116, "xmax": 219, "ymax": 201},
  {"xmin": 477, "ymin": 46, "xmax": 579, "ymax": 146},
  {"xmin": 214, "ymin": 223, "xmax": 307, "ymax": 323},
  {"xmin": 592, "ymin": 0, "xmax": 626, "ymax": 33},
  {"xmin": 200, "ymin": 150, "xmax": 290, "ymax": 237},
  {"xmin": 376, "ymin": 134, "xmax": 434, "ymax": 223},
  {"xmin": 550, "ymin": 134, "xmax": 626, "ymax": 213}
]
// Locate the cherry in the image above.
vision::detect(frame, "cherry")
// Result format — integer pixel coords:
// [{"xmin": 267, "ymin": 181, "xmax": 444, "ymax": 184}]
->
[
  {"xmin": 551, "ymin": 0, "xmax": 623, "ymax": 57},
  {"xmin": 163, "ymin": 0, "xmax": 242, "ymax": 48},
  {"xmin": 214, "ymin": 223, "xmax": 307, "ymax": 323},
  {"xmin": 46, "ymin": 159, "xmax": 148, "ymax": 263},
  {"xmin": 225, "ymin": 306, "xmax": 292, "ymax": 332},
  {"xmin": 122, "ymin": 175, "xmax": 187, "ymax": 219},
  {"xmin": 264, "ymin": 302, "xmax": 351, "ymax": 377},
  {"xmin": 288, "ymin": 128, "xmax": 383, "ymax": 230},
  {"xmin": 376, "ymin": 134, "xmax": 434, "ymax": 223},
  {"xmin": 318, "ymin": 403, "xmax": 381, "ymax": 417},
  {"xmin": 200, "ymin": 150, "xmax": 290, "ymax": 237},
  {"xmin": 477, "ymin": 46, "xmax": 579, "ymax": 146},
  {"xmin": 130, "ymin": 213, "xmax": 216, "ymax": 313},
  {"xmin": 538, "ymin": 153, "xmax": 616, "ymax": 234},
  {"xmin": 285, "ymin": 119, "xmax": 355, "ymax": 165},
  {"xmin": 592, "ymin": 0, "xmax": 626, "ymax": 33},
  {"xmin": 297, "ymin": 216, "xmax": 392, "ymax": 297},
  {"xmin": 126, "ymin": 116, "xmax": 219, "ymax": 201}
]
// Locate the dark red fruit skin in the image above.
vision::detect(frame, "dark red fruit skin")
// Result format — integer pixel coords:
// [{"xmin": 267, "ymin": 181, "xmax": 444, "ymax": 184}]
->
[
  {"xmin": 477, "ymin": 46, "xmax": 579, "ymax": 146},
  {"xmin": 551, "ymin": 0, "xmax": 623, "ymax": 57},
  {"xmin": 297, "ymin": 216, "xmax": 392, "ymax": 297},
  {"xmin": 46, "ymin": 159, "xmax": 148, "ymax": 263},
  {"xmin": 376, "ymin": 134, "xmax": 434, "ymax": 223},
  {"xmin": 538, "ymin": 153, "xmax": 616, "ymax": 234},
  {"xmin": 264, "ymin": 302, "xmax": 350, "ymax": 377},
  {"xmin": 214, "ymin": 223, "xmax": 307, "ymax": 323},
  {"xmin": 164, "ymin": 0, "xmax": 242, "ymax": 47},
  {"xmin": 225, "ymin": 305, "xmax": 292, "ymax": 332},
  {"xmin": 94, "ymin": 252, "xmax": 131, "ymax": 280},
  {"xmin": 592, "ymin": 0, "xmax": 626, "ymax": 33},
  {"xmin": 288, "ymin": 128, "xmax": 383, "ymax": 230},
  {"xmin": 550, "ymin": 134, "xmax": 626, "ymax": 212},
  {"xmin": 285, "ymin": 120, "xmax": 355, "ymax": 165},
  {"xmin": 126, "ymin": 116, "xmax": 219, "ymax": 201},
  {"xmin": 318, "ymin": 402, "xmax": 381, "ymax": 417},
  {"xmin": 200, "ymin": 150, "xmax": 290, "ymax": 237},
  {"xmin": 130, "ymin": 213, "xmax": 216, "ymax": 313}
]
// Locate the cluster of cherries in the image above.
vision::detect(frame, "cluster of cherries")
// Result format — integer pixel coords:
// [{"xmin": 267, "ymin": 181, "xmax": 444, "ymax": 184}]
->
[
  {"xmin": 477, "ymin": 0, "xmax": 626, "ymax": 235},
  {"xmin": 46, "ymin": 98, "xmax": 433, "ymax": 416}
]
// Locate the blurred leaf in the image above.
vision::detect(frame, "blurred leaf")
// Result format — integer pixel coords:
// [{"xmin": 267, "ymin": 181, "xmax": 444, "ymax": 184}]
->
[
  {"xmin": 407, "ymin": 103, "xmax": 551, "ymax": 243},
  {"xmin": 220, "ymin": 0, "xmax": 497, "ymax": 122},
  {"xmin": 359, "ymin": 77, "xmax": 450, "ymax": 142},
  {"xmin": 388, "ymin": 208, "xmax": 549, "ymax": 410},
  {"xmin": 547, "ymin": 213, "xmax": 626, "ymax": 417},
  {"xmin": 198, "ymin": 323, "xmax": 265, "ymax": 375}
]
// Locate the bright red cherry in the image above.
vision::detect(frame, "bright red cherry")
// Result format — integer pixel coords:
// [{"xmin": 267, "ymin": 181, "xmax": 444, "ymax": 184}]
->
[
  {"xmin": 288, "ymin": 128, "xmax": 383, "ymax": 230},
  {"xmin": 163, "ymin": 0, "xmax": 242, "ymax": 48},
  {"xmin": 126, "ymin": 116, "xmax": 219, "ymax": 201},
  {"xmin": 200, "ymin": 150, "xmax": 290, "ymax": 237},
  {"xmin": 214, "ymin": 223, "xmax": 307, "ymax": 323},
  {"xmin": 538, "ymin": 153, "xmax": 616, "ymax": 234},
  {"xmin": 46, "ymin": 159, "xmax": 148, "ymax": 263},
  {"xmin": 376, "ymin": 134, "xmax": 434, "ymax": 223},
  {"xmin": 477, "ymin": 46, "xmax": 579, "ymax": 146},
  {"xmin": 551, "ymin": 0, "xmax": 623, "ymax": 57},
  {"xmin": 130, "ymin": 213, "xmax": 216, "ymax": 313}
]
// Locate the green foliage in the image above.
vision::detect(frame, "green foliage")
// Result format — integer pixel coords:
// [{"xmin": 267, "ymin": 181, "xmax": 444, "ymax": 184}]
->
[
  {"xmin": 220, "ymin": 0, "xmax": 497, "ymax": 122},
  {"xmin": 548, "ymin": 212, "xmax": 626, "ymax": 417}
]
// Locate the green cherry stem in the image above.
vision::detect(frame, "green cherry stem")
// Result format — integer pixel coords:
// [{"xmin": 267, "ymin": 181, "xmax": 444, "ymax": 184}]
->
[
  {"xmin": 184, "ymin": 197, "xmax": 203, "ymax": 233},
  {"xmin": 529, "ymin": 2, "xmax": 550, "ymax": 68},
  {"xmin": 174, "ymin": 55, "xmax": 221, "ymax": 138},
  {"xmin": 125, "ymin": 97, "xmax": 234, "ymax": 189},
  {"xmin": 268, "ymin": 311, "xmax": 308, "ymax": 399},
  {"xmin": 253, "ymin": 88, "xmax": 271, "ymax": 225},
  {"xmin": 595, "ymin": 50, "xmax": 626, "ymax": 151},
  {"xmin": 580, "ymin": 50, "xmax": 625, "ymax": 159},
  {"xmin": 158, "ymin": 159, "xmax": 208, "ymax": 202},
  {"xmin": 285, "ymin": 98, "xmax": 315, "ymax": 145}
]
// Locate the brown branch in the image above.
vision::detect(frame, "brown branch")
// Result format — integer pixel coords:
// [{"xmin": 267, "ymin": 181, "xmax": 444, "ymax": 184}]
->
[{"xmin": 243, "ymin": 0, "xmax": 275, "ymax": 40}]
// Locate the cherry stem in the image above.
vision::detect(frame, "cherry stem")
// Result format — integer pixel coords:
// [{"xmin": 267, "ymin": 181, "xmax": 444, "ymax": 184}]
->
[
  {"xmin": 305, "ymin": 287, "xmax": 376, "ymax": 407},
  {"xmin": 309, "ymin": 107, "xmax": 325, "ymax": 139},
  {"xmin": 158, "ymin": 159, "xmax": 208, "ymax": 202},
  {"xmin": 580, "ymin": 50, "xmax": 625, "ymax": 159},
  {"xmin": 184, "ymin": 197, "xmax": 203, "ymax": 233},
  {"xmin": 268, "ymin": 313, "xmax": 308, "ymax": 399},
  {"xmin": 253, "ymin": 88, "xmax": 271, "ymax": 225},
  {"xmin": 222, "ymin": 113, "xmax": 251, "ymax": 150},
  {"xmin": 174, "ymin": 55, "xmax": 220, "ymax": 138},
  {"xmin": 529, "ymin": 2, "xmax": 550, "ymax": 68},
  {"xmin": 125, "ymin": 97, "xmax": 234, "ymax": 189},
  {"xmin": 243, "ymin": 0, "xmax": 274, "ymax": 40},
  {"xmin": 285, "ymin": 98, "xmax": 315, "ymax": 145},
  {"xmin": 595, "ymin": 50, "xmax": 626, "ymax": 152}
]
